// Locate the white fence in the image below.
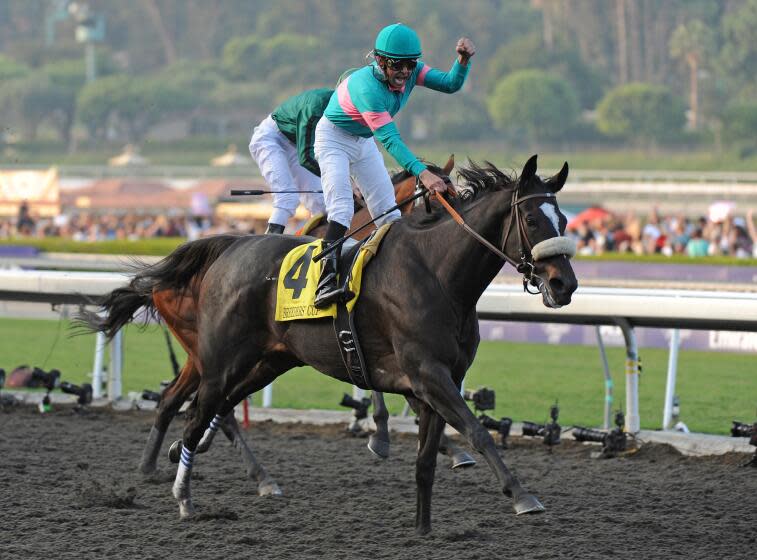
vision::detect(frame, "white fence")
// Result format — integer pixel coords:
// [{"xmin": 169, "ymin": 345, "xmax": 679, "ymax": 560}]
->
[{"xmin": 1, "ymin": 269, "xmax": 756, "ymax": 432}]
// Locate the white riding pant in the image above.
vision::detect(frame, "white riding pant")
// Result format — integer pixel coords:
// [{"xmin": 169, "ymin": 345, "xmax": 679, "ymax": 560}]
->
[
  {"xmin": 248, "ymin": 115, "xmax": 325, "ymax": 226},
  {"xmin": 314, "ymin": 117, "xmax": 400, "ymax": 229}
]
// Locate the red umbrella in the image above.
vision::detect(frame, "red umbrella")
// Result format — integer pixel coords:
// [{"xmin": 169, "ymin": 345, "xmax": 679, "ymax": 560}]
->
[{"xmin": 567, "ymin": 206, "xmax": 612, "ymax": 229}]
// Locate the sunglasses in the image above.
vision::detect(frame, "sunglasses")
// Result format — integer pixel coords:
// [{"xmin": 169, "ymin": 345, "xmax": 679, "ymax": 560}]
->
[{"xmin": 384, "ymin": 58, "xmax": 418, "ymax": 72}]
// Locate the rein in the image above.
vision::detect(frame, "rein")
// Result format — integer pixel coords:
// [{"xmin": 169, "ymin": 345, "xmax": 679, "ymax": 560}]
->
[{"xmin": 433, "ymin": 188, "xmax": 558, "ymax": 292}]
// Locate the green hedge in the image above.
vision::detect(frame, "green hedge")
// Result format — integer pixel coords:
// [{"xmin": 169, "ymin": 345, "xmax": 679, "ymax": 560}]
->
[{"xmin": 0, "ymin": 237, "xmax": 185, "ymax": 256}]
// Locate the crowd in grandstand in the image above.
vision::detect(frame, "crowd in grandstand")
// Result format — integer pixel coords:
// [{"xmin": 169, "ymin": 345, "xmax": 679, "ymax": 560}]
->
[
  {"xmin": 568, "ymin": 208, "xmax": 757, "ymax": 258},
  {"xmin": 1, "ymin": 203, "xmax": 262, "ymax": 241},
  {"xmin": 1, "ymin": 202, "xmax": 756, "ymax": 258}
]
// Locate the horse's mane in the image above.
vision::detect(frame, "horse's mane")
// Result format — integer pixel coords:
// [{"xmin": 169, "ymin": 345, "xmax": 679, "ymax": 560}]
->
[{"xmin": 405, "ymin": 160, "xmax": 517, "ymax": 227}]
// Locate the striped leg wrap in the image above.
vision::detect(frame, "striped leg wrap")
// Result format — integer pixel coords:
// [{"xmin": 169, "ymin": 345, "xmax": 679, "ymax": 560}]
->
[
  {"xmin": 180, "ymin": 446, "xmax": 194, "ymax": 469},
  {"xmin": 208, "ymin": 414, "xmax": 223, "ymax": 432}
]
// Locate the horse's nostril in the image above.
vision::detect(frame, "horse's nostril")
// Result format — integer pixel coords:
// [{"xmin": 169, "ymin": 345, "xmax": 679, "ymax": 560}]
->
[{"xmin": 549, "ymin": 277, "xmax": 565, "ymax": 294}]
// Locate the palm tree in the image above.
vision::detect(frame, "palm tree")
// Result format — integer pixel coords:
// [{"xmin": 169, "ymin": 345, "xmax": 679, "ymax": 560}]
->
[{"xmin": 669, "ymin": 20, "xmax": 715, "ymax": 130}]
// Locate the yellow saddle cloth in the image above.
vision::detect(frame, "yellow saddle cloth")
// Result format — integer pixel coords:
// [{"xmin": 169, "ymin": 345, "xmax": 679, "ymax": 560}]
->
[{"xmin": 275, "ymin": 224, "xmax": 392, "ymax": 322}]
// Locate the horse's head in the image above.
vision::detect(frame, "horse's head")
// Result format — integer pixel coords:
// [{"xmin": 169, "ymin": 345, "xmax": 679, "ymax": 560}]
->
[{"xmin": 505, "ymin": 154, "xmax": 578, "ymax": 308}]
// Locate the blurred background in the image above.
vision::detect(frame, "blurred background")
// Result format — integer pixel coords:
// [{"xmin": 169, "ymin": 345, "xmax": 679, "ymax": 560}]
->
[
  {"xmin": 2, "ymin": 0, "xmax": 757, "ymax": 163},
  {"xmin": 2, "ymin": 0, "xmax": 757, "ymax": 249}
]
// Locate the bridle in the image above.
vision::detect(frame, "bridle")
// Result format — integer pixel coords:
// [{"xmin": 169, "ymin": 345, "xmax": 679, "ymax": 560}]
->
[
  {"xmin": 432, "ymin": 181, "xmax": 573, "ymax": 293},
  {"xmin": 501, "ymin": 188, "xmax": 557, "ymax": 293}
]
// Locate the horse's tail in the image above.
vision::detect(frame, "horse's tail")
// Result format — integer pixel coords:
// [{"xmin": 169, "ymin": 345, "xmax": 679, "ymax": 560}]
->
[{"xmin": 73, "ymin": 234, "xmax": 246, "ymax": 340}]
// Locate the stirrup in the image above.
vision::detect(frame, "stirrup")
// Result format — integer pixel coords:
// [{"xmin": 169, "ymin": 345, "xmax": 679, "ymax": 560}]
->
[{"xmin": 314, "ymin": 283, "xmax": 354, "ymax": 309}]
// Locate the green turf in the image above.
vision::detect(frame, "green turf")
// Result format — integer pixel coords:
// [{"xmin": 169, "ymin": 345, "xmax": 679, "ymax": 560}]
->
[{"xmin": 1, "ymin": 318, "xmax": 754, "ymax": 434}]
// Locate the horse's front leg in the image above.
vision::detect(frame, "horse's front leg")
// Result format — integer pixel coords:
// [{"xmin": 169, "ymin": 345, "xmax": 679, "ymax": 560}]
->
[
  {"xmin": 412, "ymin": 361, "xmax": 544, "ymax": 516},
  {"xmin": 408, "ymin": 396, "xmax": 446, "ymax": 535},
  {"xmin": 367, "ymin": 391, "xmax": 391, "ymax": 459}
]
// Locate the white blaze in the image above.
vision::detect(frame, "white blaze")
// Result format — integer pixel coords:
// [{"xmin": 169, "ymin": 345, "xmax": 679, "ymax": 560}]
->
[{"xmin": 540, "ymin": 202, "xmax": 561, "ymax": 235}]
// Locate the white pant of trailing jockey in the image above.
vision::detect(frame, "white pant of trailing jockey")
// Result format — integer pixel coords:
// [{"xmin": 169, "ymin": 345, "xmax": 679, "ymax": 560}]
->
[
  {"xmin": 249, "ymin": 115, "xmax": 326, "ymax": 233},
  {"xmin": 312, "ymin": 117, "xmax": 402, "ymax": 308}
]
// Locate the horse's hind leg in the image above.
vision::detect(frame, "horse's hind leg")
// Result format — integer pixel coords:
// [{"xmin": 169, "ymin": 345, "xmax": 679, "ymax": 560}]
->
[
  {"xmin": 171, "ymin": 367, "xmax": 233, "ymax": 518},
  {"xmin": 171, "ymin": 353, "xmax": 291, "ymax": 517},
  {"xmin": 409, "ymin": 396, "xmax": 446, "ymax": 535},
  {"xmin": 144, "ymin": 289, "xmax": 201, "ymax": 473},
  {"xmin": 139, "ymin": 359, "xmax": 199, "ymax": 474},
  {"xmin": 367, "ymin": 391, "xmax": 391, "ymax": 459},
  {"xmin": 438, "ymin": 433, "xmax": 476, "ymax": 469},
  {"xmin": 201, "ymin": 355, "xmax": 292, "ymax": 498},
  {"xmin": 218, "ymin": 412, "xmax": 283, "ymax": 497}
]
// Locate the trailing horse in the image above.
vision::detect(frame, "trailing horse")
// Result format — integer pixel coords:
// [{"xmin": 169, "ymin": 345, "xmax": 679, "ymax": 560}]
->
[{"xmin": 79, "ymin": 155, "xmax": 577, "ymax": 533}]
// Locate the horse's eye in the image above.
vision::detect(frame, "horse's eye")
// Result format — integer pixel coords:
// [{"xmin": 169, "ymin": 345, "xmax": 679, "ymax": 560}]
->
[{"xmin": 526, "ymin": 216, "xmax": 537, "ymax": 227}]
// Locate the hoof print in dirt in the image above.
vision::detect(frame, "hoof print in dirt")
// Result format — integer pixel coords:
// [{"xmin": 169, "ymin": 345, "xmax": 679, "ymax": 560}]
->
[{"xmin": 76, "ymin": 479, "xmax": 140, "ymax": 509}]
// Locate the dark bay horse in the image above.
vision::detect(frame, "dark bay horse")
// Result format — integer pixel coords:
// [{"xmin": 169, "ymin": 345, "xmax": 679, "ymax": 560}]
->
[
  {"xmin": 107, "ymin": 157, "xmax": 459, "ymax": 487},
  {"xmin": 82, "ymin": 155, "xmax": 577, "ymax": 533}
]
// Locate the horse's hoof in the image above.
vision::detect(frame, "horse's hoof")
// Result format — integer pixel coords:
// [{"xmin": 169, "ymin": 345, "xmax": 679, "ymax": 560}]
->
[
  {"xmin": 168, "ymin": 440, "xmax": 182, "ymax": 464},
  {"xmin": 138, "ymin": 455, "xmax": 158, "ymax": 475},
  {"xmin": 177, "ymin": 498, "xmax": 195, "ymax": 519},
  {"xmin": 514, "ymin": 493, "xmax": 545, "ymax": 515},
  {"xmin": 415, "ymin": 525, "xmax": 432, "ymax": 536},
  {"xmin": 258, "ymin": 478, "xmax": 283, "ymax": 497},
  {"xmin": 450, "ymin": 450, "xmax": 476, "ymax": 469},
  {"xmin": 139, "ymin": 462, "xmax": 157, "ymax": 475},
  {"xmin": 367, "ymin": 435, "xmax": 390, "ymax": 459}
]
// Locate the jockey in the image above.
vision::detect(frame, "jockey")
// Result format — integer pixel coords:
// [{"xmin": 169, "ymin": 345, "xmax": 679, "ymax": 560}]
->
[
  {"xmin": 248, "ymin": 88, "xmax": 333, "ymax": 234},
  {"xmin": 313, "ymin": 23, "xmax": 475, "ymax": 308}
]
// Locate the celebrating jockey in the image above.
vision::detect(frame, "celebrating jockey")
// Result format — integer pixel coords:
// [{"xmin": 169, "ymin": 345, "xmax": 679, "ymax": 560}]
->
[
  {"xmin": 248, "ymin": 88, "xmax": 333, "ymax": 234},
  {"xmin": 313, "ymin": 23, "xmax": 475, "ymax": 308}
]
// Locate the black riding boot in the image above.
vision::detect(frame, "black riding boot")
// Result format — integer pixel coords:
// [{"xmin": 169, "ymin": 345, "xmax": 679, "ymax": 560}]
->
[
  {"xmin": 265, "ymin": 223, "xmax": 285, "ymax": 234},
  {"xmin": 314, "ymin": 221, "xmax": 349, "ymax": 309}
]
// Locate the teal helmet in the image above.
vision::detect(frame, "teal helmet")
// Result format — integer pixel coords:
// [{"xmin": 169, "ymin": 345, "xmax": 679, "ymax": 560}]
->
[{"xmin": 374, "ymin": 23, "xmax": 421, "ymax": 59}]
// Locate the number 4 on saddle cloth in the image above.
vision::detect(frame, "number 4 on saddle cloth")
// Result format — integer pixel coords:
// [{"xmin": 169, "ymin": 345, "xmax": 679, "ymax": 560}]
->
[{"xmin": 275, "ymin": 224, "xmax": 393, "ymax": 389}]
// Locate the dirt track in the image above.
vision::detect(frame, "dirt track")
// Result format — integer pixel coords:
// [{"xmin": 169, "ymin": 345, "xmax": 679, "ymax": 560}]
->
[{"xmin": 1, "ymin": 404, "xmax": 755, "ymax": 560}]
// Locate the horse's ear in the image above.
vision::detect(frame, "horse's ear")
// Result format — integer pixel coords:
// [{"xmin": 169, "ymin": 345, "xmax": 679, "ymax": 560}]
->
[
  {"xmin": 546, "ymin": 161, "xmax": 569, "ymax": 193},
  {"xmin": 521, "ymin": 154, "xmax": 538, "ymax": 183},
  {"xmin": 443, "ymin": 154, "xmax": 454, "ymax": 175}
]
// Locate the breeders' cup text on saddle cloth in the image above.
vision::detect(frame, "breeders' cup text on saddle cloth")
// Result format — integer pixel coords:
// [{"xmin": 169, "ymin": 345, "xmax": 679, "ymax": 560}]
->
[{"xmin": 275, "ymin": 224, "xmax": 392, "ymax": 321}]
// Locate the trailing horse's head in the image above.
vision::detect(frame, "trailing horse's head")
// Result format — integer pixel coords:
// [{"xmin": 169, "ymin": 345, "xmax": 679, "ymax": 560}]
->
[{"xmin": 509, "ymin": 154, "xmax": 577, "ymax": 308}]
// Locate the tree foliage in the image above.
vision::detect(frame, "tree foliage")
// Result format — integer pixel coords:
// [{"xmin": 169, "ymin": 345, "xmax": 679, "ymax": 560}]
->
[
  {"xmin": 0, "ymin": 73, "xmax": 75, "ymax": 141},
  {"xmin": 722, "ymin": 102, "xmax": 757, "ymax": 145},
  {"xmin": 0, "ymin": 1, "xmax": 754, "ymax": 148},
  {"xmin": 222, "ymin": 33, "xmax": 325, "ymax": 89},
  {"xmin": 596, "ymin": 83, "xmax": 686, "ymax": 145},
  {"xmin": 0, "ymin": 54, "xmax": 31, "ymax": 81},
  {"xmin": 76, "ymin": 75, "xmax": 200, "ymax": 142},
  {"xmin": 487, "ymin": 69, "xmax": 579, "ymax": 144}
]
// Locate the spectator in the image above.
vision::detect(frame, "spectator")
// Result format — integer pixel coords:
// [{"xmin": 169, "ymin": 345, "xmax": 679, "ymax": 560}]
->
[{"xmin": 686, "ymin": 228, "xmax": 709, "ymax": 257}]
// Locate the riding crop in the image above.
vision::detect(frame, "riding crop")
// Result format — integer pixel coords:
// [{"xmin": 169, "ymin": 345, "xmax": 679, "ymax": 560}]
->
[{"xmin": 230, "ymin": 189, "xmax": 324, "ymax": 195}]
